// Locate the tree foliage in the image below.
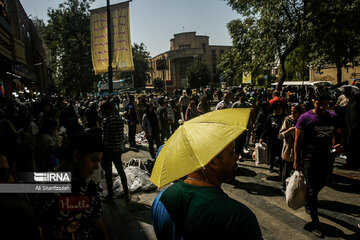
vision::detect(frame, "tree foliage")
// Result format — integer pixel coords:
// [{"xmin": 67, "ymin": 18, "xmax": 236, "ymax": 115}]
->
[
  {"xmin": 119, "ymin": 43, "xmax": 150, "ymax": 89},
  {"xmin": 217, "ymin": 47, "xmax": 243, "ymax": 86},
  {"xmin": 223, "ymin": 0, "xmax": 360, "ymax": 86},
  {"xmin": 224, "ymin": 0, "xmax": 304, "ymax": 90},
  {"xmin": 304, "ymin": 0, "xmax": 360, "ymax": 84},
  {"xmin": 285, "ymin": 47, "xmax": 309, "ymax": 81},
  {"xmin": 185, "ymin": 61, "xmax": 211, "ymax": 88},
  {"xmin": 44, "ymin": 0, "xmax": 102, "ymax": 96},
  {"xmin": 152, "ymin": 77, "xmax": 163, "ymax": 91}
]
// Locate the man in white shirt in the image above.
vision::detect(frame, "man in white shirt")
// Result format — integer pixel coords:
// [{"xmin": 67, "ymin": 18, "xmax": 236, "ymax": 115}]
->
[
  {"xmin": 215, "ymin": 93, "xmax": 232, "ymax": 110},
  {"xmin": 179, "ymin": 91, "xmax": 190, "ymax": 115}
]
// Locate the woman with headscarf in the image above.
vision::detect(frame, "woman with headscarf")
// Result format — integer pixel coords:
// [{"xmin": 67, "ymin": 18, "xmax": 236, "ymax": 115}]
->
[
  {"xmin": 142, "ymin": 104, "xmax": 161, "ymax": 159},
  {"xmin": 278, "ymin": 103, "xmax": 302, "ymax": 190},
  {"xmin": 260, "ymin": 103, "xmax": 286, "ymax": 173},
  {"xmin": 254, "ymin": 101, "xmax": 271, "ymax": 142},
  {"xmin": 170, "ymin": 98, "xmax": 182, "ymax": 132},
  {"xmin": 197, "ymin": 95, "xmax": 210, "ymax": 114}
]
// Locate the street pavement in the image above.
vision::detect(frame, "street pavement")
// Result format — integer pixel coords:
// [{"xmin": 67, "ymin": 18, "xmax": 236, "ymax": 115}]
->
[
  {"xmin": 102, "ymin": 137, "xmax": 360, "ymax": 240},
  {"xmin": 102, "ymin": 108, "xmax": 360, "ymax": 240}
]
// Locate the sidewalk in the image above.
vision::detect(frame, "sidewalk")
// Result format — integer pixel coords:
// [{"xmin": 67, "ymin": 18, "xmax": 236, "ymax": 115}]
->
[
  {"xmin": 101, "ymin": 124, "xmax": 158, "ymax": 239},
  {"xmin": 102, "ymin": 192, "xmax": 157, "ymax": 240},
  {"xmin": 332, "ymin": 156, "xmax": 360, "ymax": 184}
]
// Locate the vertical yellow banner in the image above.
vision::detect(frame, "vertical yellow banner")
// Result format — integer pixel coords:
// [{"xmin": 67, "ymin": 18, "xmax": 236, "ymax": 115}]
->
[
  {"xmin": 242, "ymin": 71, "xmax": 252, "ymax": 84},
  {"xmin": 90, "ymin": 2, "xmax": 134, "ymax": 74}
]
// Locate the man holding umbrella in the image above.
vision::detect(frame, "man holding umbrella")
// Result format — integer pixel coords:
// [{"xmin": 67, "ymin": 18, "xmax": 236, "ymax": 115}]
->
[{"xmin": 150, "ymin": 109, "xmax": 262, "ymax": 239}]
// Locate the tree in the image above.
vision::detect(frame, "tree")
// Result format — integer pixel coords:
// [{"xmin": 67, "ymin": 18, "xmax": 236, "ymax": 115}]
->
[
  {"xmin": 224, "ymin": 0, "xmax": 360, "ymax": 87},
  {"xmin": 224, "ymin": 0, "xmax": 305, "ymax": 90},
  {"xmin": 44, "ymin": 0, "xmax": 102, "ymax": 96},
  {"xmin": 185, "ymin": 61, "xmax": 211, "ymax": 88},
  {"xmin": 304, "ymin": 0, "xmax": 360, "ymax": 84},
  {"xmin": 119, "ymin": 43, "xmax": 150, "ymax": 89},
  {"xmin": 152, "ymin": 77, "xmax": 163, "ymax": 91},
  {"xmin": 31, "ymin": 17, "xmax": 46, "ymax": 37},
  {"xmin": 217, "ymin": 47, "xmax": 243, "ymax": 86},
  {"xmin": 284, "ymin": 47, "xmax": 309, "ymax": 81}
]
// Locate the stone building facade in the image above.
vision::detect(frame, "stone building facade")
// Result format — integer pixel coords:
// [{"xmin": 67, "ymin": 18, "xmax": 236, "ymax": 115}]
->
[{"xmin": 148, "ymin": 32, "xmax": 230, "ymax": 91}]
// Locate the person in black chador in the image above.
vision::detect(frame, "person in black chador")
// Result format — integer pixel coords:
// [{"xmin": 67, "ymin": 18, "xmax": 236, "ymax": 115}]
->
[
  {"xmin": 142, "ymin": 104, "xmax": 161, "ymax": 159},
  {"xmin": 344, "ymin": 92, "xmax": 360, "ymax": 170},
  {"xmin": 260, "ymin": 103, "xmax": 286, "ymax": 173},
  {"xmin": 254, "ymin": 101, "xmax": 271, "ymax": 142}
]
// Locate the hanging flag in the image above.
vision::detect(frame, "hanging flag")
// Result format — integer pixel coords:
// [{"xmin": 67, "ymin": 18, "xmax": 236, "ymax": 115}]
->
[
  {"xmin": 90, "ymin": 2, "xmax": 134, "ymax": 74},
  {"xmin": 242, "ymin": 71, "xmax": 252, "ymax": 84}
]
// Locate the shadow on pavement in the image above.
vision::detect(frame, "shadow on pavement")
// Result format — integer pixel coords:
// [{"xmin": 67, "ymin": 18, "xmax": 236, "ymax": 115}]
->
[
  {"xmin": 235, "ymin": 167, "xmax": 257, "ymax": 177},
  {"xmin": 304, "ymin": 221, "xmax": 359, "ymax": 239},
  {"xmin": 318, "ymin": 211, "xmax": 360, "ymax": 236},
  {"xmin": 232, "ymin": 179, "xmax": 283, "ymax": 197},
  {"xmin": 238, "ymin": 163, "xmax": 270, "ymax": 171},
  {"xmin": 266, "ymin": 174, "xmax": 281, "ymax": 182},
  {"xmin": 102, "ymin": 198, "xmax": 149, "ymax": 240},
  {"xmin": 128, "ymin": 200, "xmax": 153, "ymax": 226},
  {"xmin": 328, "ymin": 180, "xmax": 360, "ymax": 194},
  {"xmin": 122, "ymin": 147, "xmax": 139, "ymax": 153},
  {"xmin": 318, "ymin": 200, "xmax": 360, "ymax": 217}
]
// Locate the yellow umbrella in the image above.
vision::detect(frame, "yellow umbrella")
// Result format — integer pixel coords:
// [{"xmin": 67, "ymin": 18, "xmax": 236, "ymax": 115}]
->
[{"xmin": 150, "ymin": 108, "xmax": 251, "ymax": 188}]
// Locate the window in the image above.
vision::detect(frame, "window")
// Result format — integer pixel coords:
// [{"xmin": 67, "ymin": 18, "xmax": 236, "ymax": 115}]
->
[
  {"xmin": 212, "ymin": 63, "xmax": 217, "ymax": 74},
  {"xmin": 211, "ymin": 50, "xmax": 216, "ymax": 60},
  {"xmin": 202, "ymin": 43, "xmax": 206, "ymax": 53},
  {"xmin": 180, "ymin": 62, "xmax": 188, "ymax": 78},
  {"xmin": 179, "ymin": 44, "xmax": 191, "ymax": 49}
]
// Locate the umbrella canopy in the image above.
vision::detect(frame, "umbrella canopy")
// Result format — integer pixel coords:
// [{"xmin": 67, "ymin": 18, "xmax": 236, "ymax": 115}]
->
[
  {"xmin": 338, "ymin": 85, "xmax": 360, "ymax": 94},
  {"xmin": 150, "ymin": 108, "xmax": 251, "ymax": 188}
]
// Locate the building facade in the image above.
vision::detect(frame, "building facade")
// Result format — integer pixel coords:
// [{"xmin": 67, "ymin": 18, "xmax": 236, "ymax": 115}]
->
[
  {"xmin": 148, "ymin": 32, "xmax": 230, "ymax": 90},
  {"xmin": 309, "ymin": 65, "xmax": 360, "ymax": 84},
  {"xmin": 0, "ymin": 0, "xmax": 48, "ymax": 98}
]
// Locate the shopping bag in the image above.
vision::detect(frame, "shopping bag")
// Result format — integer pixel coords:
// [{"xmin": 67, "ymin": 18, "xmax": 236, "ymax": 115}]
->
[
  {"xmin": 255, "ymin": 142, "xmax": 268, "ymax": 166},
  {"xmin": 285, "ymin": 171, "xmax": 307, "ymax": 210}
]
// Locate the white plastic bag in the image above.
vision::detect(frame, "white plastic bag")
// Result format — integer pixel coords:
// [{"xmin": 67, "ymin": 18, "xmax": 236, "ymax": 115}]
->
[
  {"xmin": 90, "ymin": 168, "xmax": 102, "ymax": 184},
  {"xmin": 255, "ymin": 142, "xmax": 268, "ymax": 166},
  {"xmin": 124, "ymin": 166, "xmax": 156, "ymax": 192},
  {"xmin": 285, "ymin": 171, "xmax": 307, "ymax": 210}
]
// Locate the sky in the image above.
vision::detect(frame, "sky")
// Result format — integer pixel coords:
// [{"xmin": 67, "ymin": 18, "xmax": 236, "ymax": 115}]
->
[{"xmin": 20, "ymin": 0, "xmax": 240, "ymax": 57}]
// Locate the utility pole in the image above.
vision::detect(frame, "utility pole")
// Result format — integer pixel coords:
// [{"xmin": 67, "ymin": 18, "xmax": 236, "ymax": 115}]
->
[{"xmin": 107, "ymin": 0, "xmax": 113, "ymax": 93}]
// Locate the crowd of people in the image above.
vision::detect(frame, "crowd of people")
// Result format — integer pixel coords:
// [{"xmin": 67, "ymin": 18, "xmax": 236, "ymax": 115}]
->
[
  {"xmin": 0, "ymin": 81, "xmax": 359, "ymax": 239},
  {"xmin": 151, "ymin": 83, "xmax": 360, "ymax": 239}
]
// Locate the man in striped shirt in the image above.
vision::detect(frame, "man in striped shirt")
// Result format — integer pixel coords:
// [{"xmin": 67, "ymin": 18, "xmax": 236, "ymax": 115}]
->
[{"xmin": 101, "ymin": 100, "xmax": 129, "ymax": 201}]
